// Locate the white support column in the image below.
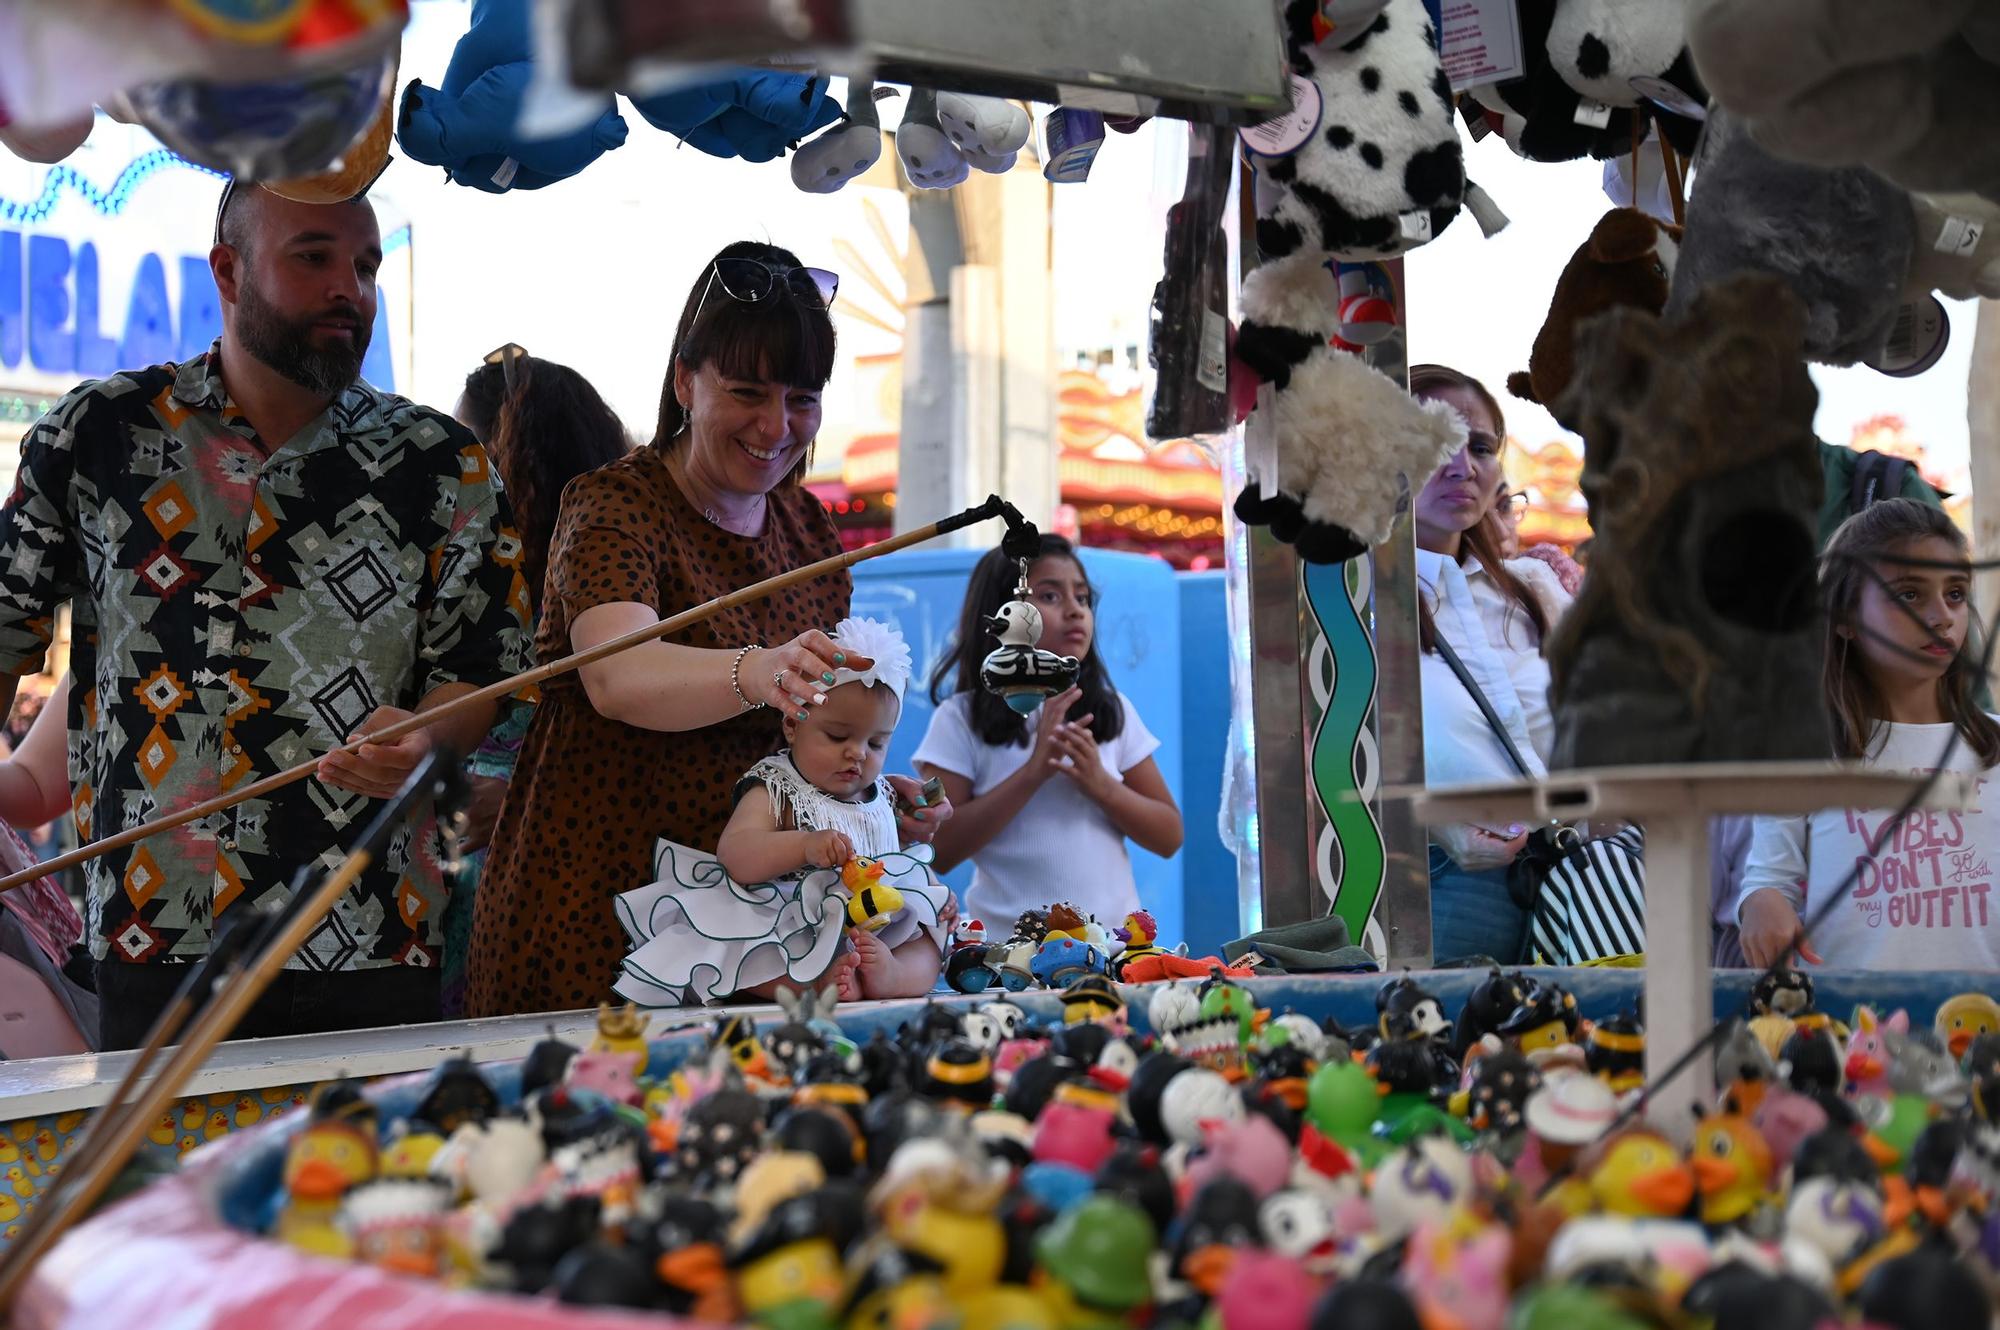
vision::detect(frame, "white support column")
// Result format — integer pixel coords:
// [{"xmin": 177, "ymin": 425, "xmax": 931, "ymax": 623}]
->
[
  {"xmin": 994, "ymin": 164, "xmax": 1058, "ymax": 535},
  {"xmin": 1971, "ymin": 302, "xmax": 2000, "ymax": 692},
  {"xmin": 950, "ymin": 262, "xmax": 1004, "ymax": 531},
  {"xmin": 1640, "ymin": 811, "xmax": 1714, "ymax": 1140}
]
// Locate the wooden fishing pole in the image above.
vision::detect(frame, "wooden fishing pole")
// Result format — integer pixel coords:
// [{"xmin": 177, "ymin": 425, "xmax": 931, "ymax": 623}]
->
[
  {"xmin": 0, "ymin": 493, "xmax": 1031, "ymax": 897},
  {"xmin": 0, "ymin": 750, "xmax": 462, "ymax": 1310}
]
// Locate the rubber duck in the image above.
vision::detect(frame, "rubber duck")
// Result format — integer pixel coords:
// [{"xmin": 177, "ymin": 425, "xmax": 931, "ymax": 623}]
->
[
  {"xmin": 980, "ymin": 598, "xmax": 1080, "ymax": 714},
  {"xmin": 1751, "ymin": 966, "xmax": 1816, "ymax": 1020},
  {"xmin": 1216, "ymin": 1248, "xmax": 1321, "ymax": 1330},
  {"xmin": 1305, "ymin": 1058, "xmax": 1394, "ymax": 1169},
  {"xmin": 709, "ymin": 1012, "xmax": 775, "ymax": 1086},
  {"xmin": 378, "ymin": 1126, "xmax": 446, "ymax": 1180},
  {"xmin": 1377, "ymin": 973, "xmax": 1452, "ymax": 1044},
  {"xmin": 1111, "ymin": 910, "xmax": 1164, "ymax": 968},
  {"xmin": 1936, "ymin": 992, "xmax": 2000, "ymax": 1061},
  {"xmin": 1689, "ymin": 1108, "xmax": 1773, "ymax": 1229},
  {"xmin": 1042, "ymin": 901, "xmax": 1088, "ymax": 941},
  {"xmin": 1369, "ymin": 1135, "xmax": 1475, "ymax": 1243},
  {"xmin": 1855, "ymin": 1091, "xmax": 1933, "ymax": 1176},
  {"xmin": 841, "ymin": 1244, "xmax": 955, "ymax": 1330},
  {"xmin": 1453, "ymin": 968, "xmax": 1533, "ymax": 1062},
  {"xmin": 921, "ymin": 1038, "xmax": 996, "ymax": 1108},
  {"xmin": 1259, "ymin": 1188, "xmax": 1341, "ymax": 1277},
  {"xmin": 1031, "ymin": 1194, "xmax": 1154, "ymax": 1324},
  {"xmin": 414, "ymin": 1053, "xmax": 502, "ymax": 1134},
  {"xmin": 728, "ymin": 1150, "xmax": 828, "ymax": 1246},
  {"xmin": 1845, "ymin": 1006, "xmax": 1905, "ymax": 1097},
  {"xmin": 636, "ymin": 1193, "xmax": 737, "ymax": 1322},
  {"xmin": 232, "ymin": 1095, "xmax": 264, "ymax": 1130},
  {"xmin": 948, "ymin": 943, "xmax": 1002, "ymax": 994},
  {"xmin": 1198, "ymin": 970, "xmax": 1262, "ymax": 1044},
  {"xmin": 1967, "ymin": 1032, "xmax": 2000, "ymax": 1122},
  {"xmin": 1159, "ymin": 1066, "xmax": 1246, "ymax": 1150},
  {"xmin": 339, "ymin": 1177, "xmax": 451, "ymax": 1278},
  {"xmin": 1782, "ymin": 1024, "xmax": 1856, "ymax": 1128},
  {"xmin": 1587, "ymin": 1128, "xmax": 1695, "ymax": 1219},
  {"xmin": 1404, "ymin": 1217, "xmax": 1512, "ymax": 1330},
  {"xmin": 1586, "ymin": 1013, "xmax": 1646, "ymax": 1096},
  {"xmin": 731, "ymin": 1190, "xmax": 853, "ymax": 1326},
  {"xmin": 588, "ymin": 1003, "xmax": 651, "ymax": 1076},
  {"xmin": 276, "ymin": 1089, "xmax": 380, "ymax": 1258},
  {"xmin": 1059, "ymin": 973, "xmax": 1124, "ymax": 1027},
  {"xmin": 1499, "ymin": 981, "xmax": 1582, "ymax": 1066},
  {"xmin": 1171, "ymin": 1176, "xmax": 1262, "ymax": 1302},
  {"xmin": 1029, "ymin": 937, "xmax": 1105, "ymax": 989},
  {"xmin": 1516, "ymin": 1074, "xmax": 1618, "ymax": 1197},
  {"xmin": 847, "ymin": 874, "xmax": 905, "ymax": 933},
  {"xmin": 1785, "ymin": 1175, "xmax": 1886, "ymax": 1271},
  {"xmin": 960, "ymin": 1287, "xmax": 1061, "ymax": 1330}
]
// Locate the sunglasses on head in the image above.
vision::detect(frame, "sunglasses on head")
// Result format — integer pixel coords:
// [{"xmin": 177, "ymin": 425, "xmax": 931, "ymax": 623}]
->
[
  {"xmin": 692, "ymin": 256, "xmax": 840, "ymax": 328},
  {"xmin": 213, "ymin": 178, "xmax": 238, "ymax": 247}
]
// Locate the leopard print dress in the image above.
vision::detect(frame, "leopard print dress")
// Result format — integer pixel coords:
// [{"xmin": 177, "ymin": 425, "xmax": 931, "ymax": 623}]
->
[{"xmin": 464, "ymin": 445, "xmax": 848, "ymax": 1017}]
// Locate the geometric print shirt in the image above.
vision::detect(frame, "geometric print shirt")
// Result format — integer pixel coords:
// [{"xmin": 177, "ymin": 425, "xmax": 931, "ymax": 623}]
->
[{"xmin": 0, "ymin": 345, "xmax": 530, "ymax": 970}]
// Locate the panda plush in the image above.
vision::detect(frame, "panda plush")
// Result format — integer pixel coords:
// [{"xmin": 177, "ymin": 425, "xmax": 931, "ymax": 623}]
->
[
  {"xmin": 1256, "ymin": 0, "xmax": 1466, "ymax": 261},
  {"xmin": 1465, "ymin": 0, "xmax": 1636, "ymax": 164},
  {"xmin": 1546, "ymin": 0, "xmax": 1709, "ymax": 155},
  {"xmin": 1234, "ymin": 252, "xmax": 1466, "ymax": 564}
]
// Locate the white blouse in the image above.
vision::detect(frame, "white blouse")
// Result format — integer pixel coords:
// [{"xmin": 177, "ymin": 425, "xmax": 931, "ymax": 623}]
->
[{"xmin": 1415, "ymin": 549, "xmax": 1573, "ymax": 789}]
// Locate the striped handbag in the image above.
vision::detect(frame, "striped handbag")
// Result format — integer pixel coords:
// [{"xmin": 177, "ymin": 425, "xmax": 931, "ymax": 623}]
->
[{"xmin": 1432, "ymin": 632, "xmax": 1646, "ymax": 965}]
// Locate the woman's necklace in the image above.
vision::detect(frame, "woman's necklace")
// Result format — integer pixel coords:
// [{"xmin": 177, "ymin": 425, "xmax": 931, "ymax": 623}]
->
[{"xmin": 671, "ymin": 445, "xmax": 765, "ymax": 535}]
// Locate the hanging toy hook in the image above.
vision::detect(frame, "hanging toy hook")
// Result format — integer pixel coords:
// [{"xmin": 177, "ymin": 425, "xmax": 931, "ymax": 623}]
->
[{"xmin": 980, "ymin": 533, "xmax": 1082, "ymax": 714}]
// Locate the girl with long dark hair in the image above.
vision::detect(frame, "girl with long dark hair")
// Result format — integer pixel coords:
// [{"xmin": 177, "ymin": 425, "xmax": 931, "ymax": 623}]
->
[
  {"xmin": 913, "ymin": 535, "xmax": 1182, "ymax": 932},
  {"xmin": 441, "ymin": 352, "xmax": 630, "ymax": 1015},
  {"xmin": 1738, "ymin": 498, "xmax": 2000, "ymax": 970},
  {"xmin": 1411, "ymin": 365, "xmax": 1574, "ymax": 965}
]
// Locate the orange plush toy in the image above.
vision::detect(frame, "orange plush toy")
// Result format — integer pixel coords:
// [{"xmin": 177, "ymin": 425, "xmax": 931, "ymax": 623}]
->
[{"xmin": 1508, "ymin": 207, "xmax": 1680, "ymax": 418}]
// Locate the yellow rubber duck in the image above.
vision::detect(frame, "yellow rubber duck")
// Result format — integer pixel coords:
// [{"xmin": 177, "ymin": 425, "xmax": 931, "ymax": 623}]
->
[
  {"xmin": 203, "ymin": 1109, "xmax": 232, "ymax": 1142},
  {"xmin": 1935, "ymin": 992, "xmax": 2000, "ymax": 1060},
  {"xmin": 1588, "ymin": 1129, "xmax": 1696, "ymax": 1219},
  {"xmin": 6, "ymin": 1165, "xmax": 34, "ymax": 1199},
  {"xmin": 32, "ymin": 1129, "xmax": 58, "ymax": 1163},
  {"xmin": 234, "ymin": 1096, "xmax": 264, "ymax": 1130},
  {"xmin": 847, "ymin": 877, "xmax": 905, "ymax": 933},
  {"xmin": 1690, "ymin": 1109, "xmax": 1772, "ymax": 1228},
  {"xmin": 379, "ymin": 1129, "xmax": 446, "ymax": 1180},
  {"xmin": 590, "ymin": 1002, "xmax": 651, "ymax": 1078},
  {"xmin": 276, "ymin": 1108, "xmax": 379, "ymax": 1258}
]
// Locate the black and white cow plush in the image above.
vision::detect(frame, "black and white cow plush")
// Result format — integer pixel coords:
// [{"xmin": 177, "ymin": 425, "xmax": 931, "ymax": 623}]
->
[
  {"xmin": 1547, "ymin": 0, "xmax": 1708, "ymax": 155},
  {"xmin": 1257, "ymin": 0, "xmax": 1466, "ymax": 261},
  {"xmin": 1467, "ymin": 0, "xmax": 1637, "ymax": 163},
  {"xmin": 1234, "ymin": 253, "xmax": 1467, "ymax": 564}
]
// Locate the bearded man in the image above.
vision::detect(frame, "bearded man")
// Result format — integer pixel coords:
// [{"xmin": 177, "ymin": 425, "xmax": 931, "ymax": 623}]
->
[{"xmin": 0, "ymin": 184, "xmax": 528, "ymax": 1047}]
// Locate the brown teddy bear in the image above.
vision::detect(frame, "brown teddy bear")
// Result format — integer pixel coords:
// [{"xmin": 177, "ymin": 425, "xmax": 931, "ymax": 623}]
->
[{"xmin": 1507, "ymin": 207, "xmax": 1680, "ymax": 415}]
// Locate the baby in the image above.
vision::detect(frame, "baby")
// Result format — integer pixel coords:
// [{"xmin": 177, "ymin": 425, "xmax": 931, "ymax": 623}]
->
[{"xmin": 614, "ymin": 617, "xmax": 953, "ymax": 1006}]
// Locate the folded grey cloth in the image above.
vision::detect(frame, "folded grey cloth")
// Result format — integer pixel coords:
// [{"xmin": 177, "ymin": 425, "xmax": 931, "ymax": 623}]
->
[{"xmin": 1224, "ymin": 914, "xmax": 1379, "ymax": 973}]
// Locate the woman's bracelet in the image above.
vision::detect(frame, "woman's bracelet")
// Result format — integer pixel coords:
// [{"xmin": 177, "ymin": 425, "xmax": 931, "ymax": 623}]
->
[{"xmin": 732, "ymin": 644, "xmax": 760, "ymax": 712}]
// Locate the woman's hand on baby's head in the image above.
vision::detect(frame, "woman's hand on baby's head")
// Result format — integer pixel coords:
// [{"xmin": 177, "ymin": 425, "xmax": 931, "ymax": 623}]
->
[{"xmin": 748, "ymin": 630, "xmax": 875, "ymax": 719}]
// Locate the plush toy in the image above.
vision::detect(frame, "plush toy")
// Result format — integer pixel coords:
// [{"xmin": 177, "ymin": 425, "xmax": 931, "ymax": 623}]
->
[
  {"xmin": 791, "ymin": 78, "xmax": 883, "ymax": 193},
  {"xmin": 1687, "ymin": 0, "xmax": 2000, "ymax": 203},
  {"xmin": 267, "ymin": 48, "xmax": 398, "ymax": 203},
  {"xmin": 1508, "ymin": 207, "xmax": 1680, "ymax": 413},
  {"xmin": 1257, "ymin": 0, "xmax": 1466, "ymax": 261},
  {"xmin": 893, "ymin": 88, "xmax": 971, "ymax": 190},
  {"xmin": 628, "ymin": 69, "xmax": 843, "ymax": 164},
  {"xmin": 1234, "ymin": 251, "xmax": 1467, "ymax": 564},
  {"xmin": 396, "ymin": 0, "xmax": 627, "ymax": 192},
  {"xmin": 1547, "ymin": 274, "xmax": 1832, "ymax": 768},
  {"xmin": 1465, "ymin": 0, "xmax": 1636, "ymax": 164},
  {"xmin": 1666, "ymin": 109, "xmax": 1916, "ymax": 370},
  {"xmin": 1546, "ymin": 0, "xmax": 1708, "ymax": 154}
]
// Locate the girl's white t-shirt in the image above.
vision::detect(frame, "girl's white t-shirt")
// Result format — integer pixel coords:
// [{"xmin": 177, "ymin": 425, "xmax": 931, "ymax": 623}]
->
[
  {"xmin": 912, "ymin": 690, "xmax": 1160, "ymax": 933},
  {"xmin": 1736, "ymin": 718, "xmax": 2000, "ymax": 970}
]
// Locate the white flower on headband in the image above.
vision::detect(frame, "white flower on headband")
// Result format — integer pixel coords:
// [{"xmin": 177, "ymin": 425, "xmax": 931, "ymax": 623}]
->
[{"xmin": 829, "ymin": 616, "xmax": 913, "ymax": 699}]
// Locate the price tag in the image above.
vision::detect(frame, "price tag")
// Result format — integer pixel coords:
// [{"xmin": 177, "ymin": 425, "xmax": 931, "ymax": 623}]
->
[
  {"xmin": 1573, "ymin": 98, "xmax": 1613, "ymax": 128},
  {"xmin": 1241, "ymin": 72, "xmax": 1323, "ymax": 158},
  {"xmin": 1399, "ymin": 209, "xmax": 1434, "ymax": 243},
  {"xmin": 1629, "ymin": 76, "xmax": 1707, "ymax": 121},
  {"xmin": 1937, "ymin": 215, "xmax": 1986, "ymax": 257},
  {"xmin": 1247, "ymin": 385, "xmax": 1280, "ymax": 490},
  {"xmin": 1197, "ymin": 310, "xmax": 1229, "ymax": 394},
  {"xmin": 490, "ymin": 157, "xmax": 520, "ymax": 189},
  {"xmin": 1867, "ymin": 295, "xmax": 1951, "ymax": 379}
]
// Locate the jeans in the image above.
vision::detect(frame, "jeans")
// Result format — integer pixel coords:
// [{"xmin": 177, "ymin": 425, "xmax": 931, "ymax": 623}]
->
[
  {"xmin": 1428, "ymin": 845, "xmax": 1529, "ymax": 966},
  {"xmin": 95, "ymin": 959, "xmax": 441, "ymax": 1051}
]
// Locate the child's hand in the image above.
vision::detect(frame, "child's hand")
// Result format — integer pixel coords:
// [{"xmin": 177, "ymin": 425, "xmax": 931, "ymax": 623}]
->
[
  {"xmin": 808, "ymin": 829, "xmax": 855, "ymax": 869},
  {"xmin": 1740, "ymin": 888, "xmax": 1821, "ymax": 968},
  {"xmin": 938, "ymin": 893, "xmax": 960, "ymax": 936},
  {"xmin": 1049, "ymin": 721, "xmax": 1115, "ymax": 800},
  {"xmin": 1030, "ymin": 688, "xmax": 1088, "ymax": 782}
]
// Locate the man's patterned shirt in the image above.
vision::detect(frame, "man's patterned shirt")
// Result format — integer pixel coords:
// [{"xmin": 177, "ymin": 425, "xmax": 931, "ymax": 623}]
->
[{"xmin": 0, "ymin": 348, "xmax": 530, "ymax": 969}]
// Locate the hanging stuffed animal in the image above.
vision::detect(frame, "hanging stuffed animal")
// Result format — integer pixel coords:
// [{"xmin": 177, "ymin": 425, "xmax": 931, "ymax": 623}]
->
[
  {"xmin": 1665, "ymin": 108, "xmax": 1916, "ymax": 370},
  {"xmin": 1546, "ymin": 0, "xmax": 1708, "ymax": 154},
  {"xmin": 1509, "ymin": 207, "xmax": 1680, "ymax": 413},
  {"xmin": 1464, "ymin": 0, "xmax": 1636, "ymax": 164},
  {"xmin": 1256, "ymin": 0, "xmax": 1466, "ymax": 261},
  {"xmin": 894, "ymin": 88, "xmax": 971, "ymax": 190},
  {"xmin": 396, "ymin": 0, "xmax": 627, "ymax": 192},
  {"xmin": 791, "ymin": 78, "xmax": 883, "ymax": 193},
  {"xmin": 934, "ymin": 91, "xmax": 1032, "ymax": 172},
  {"xmin": 0, "ymin": 105, "xmax": 92, "ymax": 164},
  {"xmin": 628, "ymin": 69, "xmax": 843, "ymax": 163},
  {"xmin": 1234, "ymin": 252, "xmax": 1467, "ymax": 564},
  {"xmin": 267, "ymin": 47, "xmax": 399, "ymax": 203},
  {"xmin": 1687, "ymin": 0, "xmax": 2000, "ymax": 203}
]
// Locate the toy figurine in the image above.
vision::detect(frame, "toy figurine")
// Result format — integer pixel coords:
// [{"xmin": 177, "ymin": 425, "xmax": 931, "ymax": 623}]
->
[
  {"xmin": 1043, "ymin": 902, "xmax": 1088, "ymax": 941},
  {"xmin": 1199, "ymin": 970, "xmax": 1261, "ymax": 1044},
  {"xmin": 1112, "ymin": 910, "xmax": 1165, "ymax": 973},
  {"xmin": 847, "ymin": 870, "xmax": 906, "ymax": 933},
  {"xmin": 520, "ymin": 1032, "xmax": 580, "ymax": 1097},
  {"xmin": 1171, "ymin": 1176, "xmax": 1263, "ymax": 1301},
  {"xmin": 1782, "ymin": 1024, "xmax": 1856, "ymax": 1128},
  {"xmin": 1149, "ymin": 980, "xmax": 1203, "ymax": 1041},
  {"xmin": 564, "ymin": 1049, "xmax": 642, "ymax": 1107},
  {"xmin": 1586, "ymin": 1013, "xmax": 1646, "ymax": 1095},
  {"xmin": 949, "ymin": 944, "xmax": 1003, "ymax": 994},
  {"xmin": 1404, "ymin": 1218, "xmax": 1512, "ymax": 1330},
  {"xmin": 339, "ymin": 1177, "xmax": 453, "ymax": 1278},
  {"xmin": 1305, "ymin": 1059, "xmax": 1395, "ymax": 1169},
  {"xmin": 550, "ymin": 1241, "xmax": 658, "ymax": 1309},
  {"xmin": 1030, "ymin": 937, "xmax": 1107, "ymax": 989},
  {"xmin": 1498, "ymin": 981, "xmax": 1583, "ymax": 1064},
  {"xmin": 1689, "ymin": 1108, "xmax": 1774, "ymax": 1229},
  {"xmin": 588, "ymin": 1003, "xmax": 651, "ymax": 1076},
  {"xmin": 1785, "ymin": 1174, "xmax": 1886, "ymax": 1272},
  {"xmin": 1966, "ymin": 1032, "xmax": 2000, "ymax": 1121},
  {"xmin": 1377, "ymin": 974, "xmax": 1452, "ymax": 1044},
  {"xmin": 732, "ymin": 1189, "xmax": 855, "ymax": 1326},
  {"xmin": 495, "ymin": 1195, "xmax": 603, "ymax": 1293},
  {"xmin": 1844, "ymin": 1007, "xmax": 1905, "ymax": 1098},
  {"xmin": 636, "ymin": 1191, "xmax": 737, "ymax": 1321},
  {"xmin": 674, "ymin": 1087, "xmax": 766, "ymax": 1190},
  {"xmin": 276, "ymin": 1083, "xmax": 381, "ymax": 1258},
  {"xmin": 842, "ymin": 1244, "xmax": 955, "ymax": 1329},
  {"xmin": 1032, "ymin": 1194, "xmax": 1155, "ymax": 1324},
  {"xmin": 773, "ymin": 1105, "xmax": 864, "ymax": 1180},
  {"xmin": 730, "ymin": 1150, "xmax": 829, "ymax": 1245},
  {"xmin": 1183, "ymin": 1112, "xmax": 1294, "ymax": 1201},
  {"xmin": 1260, "ymin": 1188, "xmax": 1342, "ymax": 1276},
  {"xmin": 1516, "ymin": 1075, "xmax": 1618, "ymax": 1195},
  {"xmin": 1454, "ymin": 969, "xmax": 1534, "ymax": 1062},
  {"xmin": 1463, "ymin": 1049, "xmax": 1542, "ymax": 1141},
  {"xmin": 1159, "ymin": 1066, "xmax": 1247, "ymax": 1149},
  {"xmin": 1217, "ymin": 1247, "xmax": 1321, "ymax": 1330},
  {"xmin": 414, "ymin": 1055, "xmax": 501, "ymax": 1134},
  {"xmin": 981, "ymin": 590, "xmax": 1081, "ymax": 714},
  {"xmin": 1935, "ymin": 992, "xmax": 2000, "ymax": 1060},
  {"xmin": 1059, "ymin": 974, "xmax": 1124, "ymax": 1026},
  {"xmin": 1031, "ymin": 1088, "xmax": 1120, "ymax": 1173},
  {"xmin": 711, "ymin": 1013, "xmax": 777, "ymax": 1087},
  {"xmin": 1586, "ymin": 1129, "xmax": 1695, "ymax": 1219},
  {"xmin": 1751, "ymin": 966, "xmax": 1816, "ymax": 1019},
  {"xmin": 1127, "ymin": 1051, "xmax": 1193, "ymax": 1147},
  {"xmin": 1369, "ymin": 1136, "xmax": 1476, "ymax": 1243},
  {"xmin": 922, "ymin": 1039, "xmax": 997, "ymax": 1108}
]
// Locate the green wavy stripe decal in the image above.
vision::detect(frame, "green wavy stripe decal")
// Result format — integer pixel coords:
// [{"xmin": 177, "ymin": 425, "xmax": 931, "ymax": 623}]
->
[{"xmin": 1303, "ymin": 556, "xmax": 1385, "ymax": 945}]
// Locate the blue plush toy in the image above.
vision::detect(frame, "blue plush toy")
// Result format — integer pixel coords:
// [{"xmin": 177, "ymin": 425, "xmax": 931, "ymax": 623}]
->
[
  {"xmin": 396, "ymin": 0, "xmax": 628, "ymax": 192},
  {"xmin": 629, "ymin": 69, "xmax": 844, "ymax": 163}
]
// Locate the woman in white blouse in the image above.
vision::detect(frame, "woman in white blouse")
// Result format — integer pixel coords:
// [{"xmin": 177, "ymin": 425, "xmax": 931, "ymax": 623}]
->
[{"xmin": 1410, "ymin": 365, "xmax": 1574, "ymax": 963}]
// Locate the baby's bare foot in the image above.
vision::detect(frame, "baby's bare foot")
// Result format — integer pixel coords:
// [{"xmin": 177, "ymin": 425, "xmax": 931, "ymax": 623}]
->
[
  {"xmin": 832, "ymin": 951, "xmax": 863, "ymax": 1003},
  {"xmin": 850, "ymin": 927, "xmax": 892, "ymax": 997}
]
